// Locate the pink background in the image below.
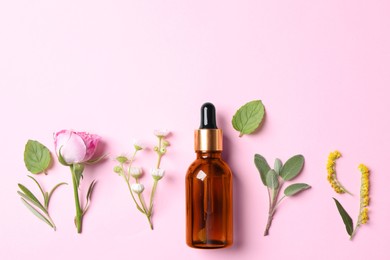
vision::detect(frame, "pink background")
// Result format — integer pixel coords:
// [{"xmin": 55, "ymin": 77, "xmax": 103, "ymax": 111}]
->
[{"xmin": 1, "ymin": 1, "xmax": 389, "ymax": 259}]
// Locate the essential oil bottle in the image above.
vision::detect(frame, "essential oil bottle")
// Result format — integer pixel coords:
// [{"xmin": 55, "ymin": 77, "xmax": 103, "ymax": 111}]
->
[{"xmin": 186, "ymin": 102, "xmax": 233, "ymax": 249}]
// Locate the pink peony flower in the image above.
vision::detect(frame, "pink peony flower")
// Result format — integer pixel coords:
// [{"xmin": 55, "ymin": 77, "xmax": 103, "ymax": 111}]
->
[{"xmin": 54, "ymin": 130, "xmax": 101, "ymax": 164}]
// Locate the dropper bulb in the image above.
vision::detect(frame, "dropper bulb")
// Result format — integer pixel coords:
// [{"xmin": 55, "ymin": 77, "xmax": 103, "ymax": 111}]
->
[{"xmin": 200, "ymin": 102, "xmax": 218, "ymax": 129}]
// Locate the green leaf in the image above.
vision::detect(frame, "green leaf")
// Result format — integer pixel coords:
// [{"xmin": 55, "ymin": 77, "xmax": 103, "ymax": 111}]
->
[
  {"xmin": 280, "ymin": 154, "xmax": 305, "ymax": 181},
  {"xmin": 47, "ymin": 182, "xmax": 67, "ymax": 208},
  {"xmin": 265, "ymin": 170, "xmax": 279, "ymax": 189},
  {"xmin": 24, "ymin": 140, "xmax": 51, "ymax": 174},
  {"xmin": 17, "ymin": 191, "xmax": 47, "ymax": 214},
  {"xmin": 18, "ymin": 184, "xmax": 46, "ymax": 213},
  {"xmin": 72, "ymin": 163, "xmax": 85, "ymax": 188},
  {"xmin": 85, "ymin": 154, "xmax": 108, "ymax": 165},
  {"xmin": 254, "ymin": 154, "xmax": 271, "ymax": 186},
  {"xmin": 333, "ymin": 198, "xmax": 354, "ymax": 236},
  {"xmin": 284, "ymin": 183, "xmax": 311, "ymax": 196},
  {"xmin": 232, "ymin": 100, "xmax": 265, "ymax": 137},
  {"xmin": 83, "ymin": 180, "xmax": 97, "ymax": 215},
  {"xmin": 20, "ymin": 198, "xmax": 54, "ymax": 229},
  {"xmin": 274, "ymin": 158, "xmax": 283, "ymax": 175},
  {"xmin": 27, "ymin": 175, "xmax": 45, "ymax": 199}
]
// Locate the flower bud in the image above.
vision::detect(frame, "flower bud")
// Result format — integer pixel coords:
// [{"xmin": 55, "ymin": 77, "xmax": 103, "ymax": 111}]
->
[
  {"xmin": 131, "ymin": 183, "xmax": 144, "ymax": 194},
  {"xmin": 151, "ymin": 168, "xmax": 165, "ymax": 181},
  {"xmin": 154, "ymin": 129, "xmax": 170, "ymax": 138},
  {"xmin": 133, "ymin": 139, "xmax": 145, "ymax": 151},
  {"xmin": 116, "ymin": 156, "xmax": 129, "ymax": 164},
  {"xmin": 129, "ymin": 167, "xmax": 143, "ymax": 178},
  {"xmin": 113, "ymin": 166, "xmax": 123, "ymax": 174}
]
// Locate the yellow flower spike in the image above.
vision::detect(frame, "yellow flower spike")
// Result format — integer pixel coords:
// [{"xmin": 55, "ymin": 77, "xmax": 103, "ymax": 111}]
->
[
  {"xmin": 350, "ymin": 163, "xmax": 371, "ymax": 240},
  {"xmin": 326, "ymin": 151, "xmax": 352, "ymax": 195}
]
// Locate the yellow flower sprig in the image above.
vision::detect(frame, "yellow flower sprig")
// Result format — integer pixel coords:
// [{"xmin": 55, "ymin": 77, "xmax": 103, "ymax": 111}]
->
[
  {"xmin": 332, "ymin": 161, "xmax": 371, "ymax": 240},
  {"xmin": 327, "ymin": 150, "xmax": 352, "ymax": 195},
  {"xmin": 350, "ymin": 164, "xmax": 370, "ymax": 238}
]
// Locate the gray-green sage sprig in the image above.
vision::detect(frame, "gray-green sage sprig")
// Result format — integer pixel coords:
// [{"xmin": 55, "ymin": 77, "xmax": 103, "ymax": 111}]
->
[
  {"xmin": 114, "ymin": 129, "xmax": 170, "ymax": 230},
  {"xmin": 254, "ymin": 154, "xmax": 311, "ymax": 236}
]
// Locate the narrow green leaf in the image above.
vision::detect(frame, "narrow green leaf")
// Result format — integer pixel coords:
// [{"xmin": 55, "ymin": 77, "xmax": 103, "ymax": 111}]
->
[
  {"xmin": 280, "ymin": 155, "xmax": 305, "ymax": 181},
  {"xmin": 24, "ymin": 140, "xmax": 51, "ymax": 174},
  {"xmin": 58, "ymin": 147, "xmax": 71, "ymax": 166},
  {"xmin": 232, "ymin": 100, "xmax": 265, "ymax": 137},
  {"xmin": 20, "ymin": 198, "xmax": 54, "ymax": 229},
  {"xmin": 254, "ymin": 154, "xmax": 271, "ymax": 186},
  {"xmin": 85, "ymin": 154, "xmax": 108, "ymax": 165},
  {"xmin": 44, "ymin": 192, "xmax": 49, "ymax": 209},
  {"xmin": 47, "ymin": 182, "xmax": 67, "ymax": 208},
  {"xmin": 83, "ymin": 180, "xmax": 97, "ymax": 215},
  {"xmin": 18, "ymin": 184, "xmax": 46, "ymax": 212},
  {"xmin": 17, "ymin": 191, "xmax": 48, "ymax": 214},
  {"xmin": 72, "ymin": 164, "xmax": 85, "ymax": 188},
  {"xmin": 333, "ymin": 198, "xmax": 354, "ymax": 236},
  {"xmin": 265, "ymin": 170, "xmax": 279, "ymax": 189},
  {"xmin": 274, "ymin": 158, "xmax": 283, "ymax": 175},
  {"xmin": 284, "ymin": 183, "xmax": 311, "ymax": 196},
  {"xmin": 27, "ymin": 175, "xmax": 45, "ymax": 199}
]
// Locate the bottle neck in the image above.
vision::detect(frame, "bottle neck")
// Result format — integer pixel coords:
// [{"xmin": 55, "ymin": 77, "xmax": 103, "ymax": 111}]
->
[{"xmin": 196, "ymin": 151, "xmax": 222, "ymax": 159}]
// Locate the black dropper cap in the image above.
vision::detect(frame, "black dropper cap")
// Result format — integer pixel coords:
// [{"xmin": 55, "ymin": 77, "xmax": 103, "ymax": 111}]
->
[
  {"xmin": 195, "ymin": 102, "xmax": 222, "ymax": 151},
  {"xmin": 200, "ymin": 102, "xmax": 218, "ymax": 129}
]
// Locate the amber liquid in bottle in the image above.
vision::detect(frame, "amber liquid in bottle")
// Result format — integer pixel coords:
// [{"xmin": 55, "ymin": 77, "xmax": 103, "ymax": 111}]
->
[{"xmin": 186, "ymin": 103, "xmax": 233, "ymax": 249}]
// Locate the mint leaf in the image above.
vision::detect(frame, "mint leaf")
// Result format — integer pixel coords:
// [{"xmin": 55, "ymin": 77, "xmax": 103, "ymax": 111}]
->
[
  {"xmin": 333, "ymin": 198, "xmax": 354, "ymax": 236},
  {"xmin": 284, "ymin": 183, "xmax": 311, "ymax": 196},
  {"xmin": 280, "ymin": 155, "xmax": 305, "ymax": 181},
  {"xmin": 24, "ymin": 140, "xmax": 51, "ymax": 174},
  {"xmin": 232, "ymin": 100, "xmax": 265, "ymax": 137}
]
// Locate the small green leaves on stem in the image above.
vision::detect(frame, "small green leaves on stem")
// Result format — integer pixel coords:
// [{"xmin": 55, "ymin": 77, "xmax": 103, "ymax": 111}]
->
[
  {"xmin": 284, "ymin": 183, "xmax": 311, "ymax": 196},
  {"xmin": 24, "ymin": 140, "xmax": 52, "ymax": 174},
  {"xmin": 333, "ymin": 198, "xmax": 354, "ymax": 236},
  {"xmin": 232, "ymin": 100, "xmax": 265, "ymax": 137},
  {"xmin": 17, "ymin": 176, "xmax": 67, "ymax": 230},
  {"xmin": 280, "ymin": 155, "xmax": 305, "ymax": 181},
  {"xmin": 254, "ymin": 154, "xmax": 310, "ymax": 236}
]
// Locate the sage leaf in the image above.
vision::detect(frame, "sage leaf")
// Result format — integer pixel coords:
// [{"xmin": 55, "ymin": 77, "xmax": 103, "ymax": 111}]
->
[
  {"xmin": 232, "ymin": 100, "xmax": 265, "ymax": 137},
  {"xmin": 284, "ymin": 183, "xmax": 311, "ymax": 196},
  {"xmin": 333, "ymin": 198, "xmax": 354, "ymax": 236},
  {"xmin": 274, "ymin": 158, "xmax": 283, "ymax": 175},
  {"xmin": 24, "ymin": 140, "xmax": 51, "ymax": 174},
  {"xmin": 20, "ymin": 198, "xmax": 54, "ymax": 229},
  {"xmin": 280, "ymin": 155, "xmax": 305, "ymax": 181},
  {"xmin": 265, "ymin": 170, "xmax": 279, "ymax": 189},
  {"xmin": 254, "ymin": 154, "xmax": 271, "ymax": 186}
]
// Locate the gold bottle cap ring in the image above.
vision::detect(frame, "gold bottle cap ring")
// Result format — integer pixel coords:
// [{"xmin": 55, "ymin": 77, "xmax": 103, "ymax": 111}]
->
[{"xmin": 194, "ymin": 129, "xmax": 223, "ymax": 151}]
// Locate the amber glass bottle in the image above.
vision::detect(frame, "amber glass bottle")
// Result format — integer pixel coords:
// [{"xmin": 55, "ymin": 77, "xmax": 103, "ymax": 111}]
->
[{"xmin": 186, "ymin": 103, "xmax": 233, "ymax": 249}]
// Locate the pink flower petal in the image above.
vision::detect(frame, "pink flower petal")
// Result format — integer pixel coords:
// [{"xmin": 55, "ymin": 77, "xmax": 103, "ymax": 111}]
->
[
  {"xmin": 76, "ymin": 132, "xmax": 101, "ymax": 161},
  {"xmin": 62, "ymin": 133, "xmax": 87, "ymax": 164}
]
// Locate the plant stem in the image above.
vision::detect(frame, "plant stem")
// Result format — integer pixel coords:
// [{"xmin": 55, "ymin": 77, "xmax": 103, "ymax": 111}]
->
[
  {"xmin": 138, "ymin": 193, "xmax": 153, "ymax": 230},
  {"xmin": 264, "ymin": 184, "xmax": 283, "ymax": 236},
  {"xmin": 149, "ymin": 180, "xmax": 158, "ymax": 213},
  {"xmin": 71, "ymin": 167, "xmax": 83, "ymax": 233}
]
